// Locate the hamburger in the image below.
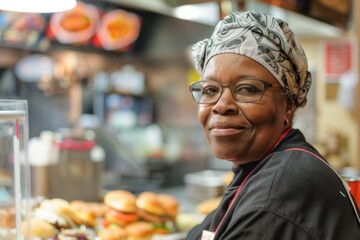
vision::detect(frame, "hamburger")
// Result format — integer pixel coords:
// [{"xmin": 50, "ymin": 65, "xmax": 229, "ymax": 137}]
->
[
  {"xmin": 157, "ymin": 193, "xmax": 180, "ymax": 221},
  {"xmin": 39, "ymin": 198, "xmax": 82, "ymax": 226},
  {"xmin": 87, "ymin": 202, "xmax": 107, "ymax": 218},
  {"xmin": 70, "ymin": 200, "xmax": 97, "ymax": 228},
  {"xmin": 32, "ymin": 198, "xmax": 81, "ymax": 230},
  {"xmin": 136, "ymin": 192, "xmax": 178, "ymax": 234},
  {"xmin": 136, "ymin": 192, "xmax": 166, "ymax": 224},
  {"xmin": 103, "ymin": 190, "xmax": 139, "ymax": 227},
  {"xmin": 125, "ymin": 221, "xmax": 154, "ymax": 240},
  {"xmin": 98, "ymin": 226, "xmax": 127, "ymax": 240},
  {"xmin": 32, "ymin": 208, "xmax": 75, "ymax": 230}
]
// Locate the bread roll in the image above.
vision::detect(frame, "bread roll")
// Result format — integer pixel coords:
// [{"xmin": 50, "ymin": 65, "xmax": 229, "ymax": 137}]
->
[
  {"xmin": 196, "ymin": 197, "xmax": 222, "ymax": 215},
  {"xmin": 104, "ymin": 190, "xmax": 137, "ymax": 213},
  {"xmin": 125, "ymin": 221, "xmax": 154, "ymax": 240},
  {"xmin": 157, "ymin": 193, "xmax": 179, "ymax": 219},
  {"xmin": 21, "ymin": 219, "xmax": 57, "ymax": 239},
  {"xmin": 98, "ymin": 226, "xmax": 127, "ymax": 240},
  {"xmin": 136, "ymin": 192, "xmax": 166, "ymax": 216}
]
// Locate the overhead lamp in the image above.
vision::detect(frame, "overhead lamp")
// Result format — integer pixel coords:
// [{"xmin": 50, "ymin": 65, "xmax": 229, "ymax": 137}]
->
[{"xmin": 0, "ymin": 0, "xmax": 77, "ymax": 13}]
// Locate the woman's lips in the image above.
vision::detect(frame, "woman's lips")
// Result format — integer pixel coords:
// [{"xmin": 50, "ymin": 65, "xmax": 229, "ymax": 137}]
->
[{"xmin": 209, "ymin": 123, "xmax": 246, "ymax": 137}]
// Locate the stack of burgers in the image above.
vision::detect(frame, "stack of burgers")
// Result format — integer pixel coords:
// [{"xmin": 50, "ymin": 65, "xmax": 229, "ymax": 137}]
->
[
  {"xmin": 21, "ymin": 198, "xmax": 106, "ymax": 240},
  {"xmin": 19, "ymin": 189, "xmax": 180, "ymax": 240},
  {"xmin": 100, "ymin": 190, "xmax": 179, "ymax": 240}
]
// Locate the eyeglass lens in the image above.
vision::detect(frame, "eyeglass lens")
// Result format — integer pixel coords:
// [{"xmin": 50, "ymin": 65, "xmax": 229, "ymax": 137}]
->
[{"xmin": 190, "ymin": 79, "xmax": 269, "ymax": 104}]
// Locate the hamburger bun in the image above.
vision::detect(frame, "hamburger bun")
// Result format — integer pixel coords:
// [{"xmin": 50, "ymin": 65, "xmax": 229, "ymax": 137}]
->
[
  {"xmin": 88, "ymin": 202, "xmax": 107, "ymax": 218},
  {"xmin": 125, "ymin": 221, "xmax": 154, "ymax": 240},
  {"xmin": 39, "ymin": 198, "xmax": 82, "ymax": 225},
  {"xmin": 21, "ymin": 218, "xmax": 57, "ymax": 239},
  {"xmin": 223, "ymin": 171, "xmax": 234, "ymax": 186},
  {"xmin": 196, "ymin": 197, "xmax": 222, "ymax": 215},
  {"xmin": 136, "ymin": 192, "xmax": 166, "ymax": 216},
  {"xmin": 104, "ymin": 190, "xmax": 137, "ymax": 213},
  {"xmin": 98, "ymin": 226, "xmax": 127, "ymax": 240},
  {"xmin": 70, "ymin": 200, "xmax": 97, "ymax": 227},
  {"xmin": 157, "ymin": 194, "xmax": 179, "ymax": 219},
  {"xmin": 39, "ymin": 198, "xmax": 70, "ymax": 210}
]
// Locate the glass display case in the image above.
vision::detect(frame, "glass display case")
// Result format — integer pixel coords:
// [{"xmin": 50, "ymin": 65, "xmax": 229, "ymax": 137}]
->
[{"xmin": 0, "ymin": 100, "xmax": 31, "ymax": 240}]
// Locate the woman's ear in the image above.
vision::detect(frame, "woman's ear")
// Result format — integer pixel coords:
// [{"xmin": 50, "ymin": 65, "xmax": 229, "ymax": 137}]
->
[
  {"xmin": 286, "ymin": 100, "xmax": 296, "ymax": 115},
  {"xmin": 284, "ymin": 99, "xmax": 296, "ymax": 126}
]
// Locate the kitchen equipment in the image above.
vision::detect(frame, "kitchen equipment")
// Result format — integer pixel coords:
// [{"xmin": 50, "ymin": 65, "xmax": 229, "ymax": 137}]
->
[
  {"xmin": 31, "ymin": 128, "xmax": 104, "ymax": 202},
  {"xmin": 184, "ymin": 170, "xmax": 227, "ymax": 205}
]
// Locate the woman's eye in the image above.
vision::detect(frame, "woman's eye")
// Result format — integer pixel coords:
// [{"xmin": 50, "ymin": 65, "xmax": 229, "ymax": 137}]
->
[
  {"xmin": 235, "ymin": 85, "xmax": 261, "ymax": 95},
  {"xmin": 203, "ymin": 86, "xmax": 220, "ymax": 95}
]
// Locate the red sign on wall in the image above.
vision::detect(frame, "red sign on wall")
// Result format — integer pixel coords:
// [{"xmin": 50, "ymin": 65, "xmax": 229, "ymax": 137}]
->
[{"xmin": 324, "ymin": 41, "xmax": 353, "ymax": 79}]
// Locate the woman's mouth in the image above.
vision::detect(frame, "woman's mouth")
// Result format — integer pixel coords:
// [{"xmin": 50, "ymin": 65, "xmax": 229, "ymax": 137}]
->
[{"xmin": 209, "ymin": 123, "xmax": 247, "ymax": 137}]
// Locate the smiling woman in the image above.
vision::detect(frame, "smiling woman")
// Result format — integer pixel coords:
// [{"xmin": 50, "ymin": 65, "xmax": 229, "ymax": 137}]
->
[{"xmin": 186, "ymin": 10, "xmax": 360, "ymax": 240}]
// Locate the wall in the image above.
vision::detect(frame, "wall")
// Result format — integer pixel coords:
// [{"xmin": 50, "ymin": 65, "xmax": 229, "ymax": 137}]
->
[{"xmin": 300, "ymin": 37, "xmax": 359, "ymax": 170}]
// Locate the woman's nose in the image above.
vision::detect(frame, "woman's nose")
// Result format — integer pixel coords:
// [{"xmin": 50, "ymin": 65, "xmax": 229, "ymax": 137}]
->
[{"xmin": 212, "ymin": 88, "xmax": 238, "ymax": 114}]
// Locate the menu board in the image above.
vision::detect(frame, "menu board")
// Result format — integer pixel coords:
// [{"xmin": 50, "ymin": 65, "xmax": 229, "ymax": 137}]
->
[
  {"xmin": 47, "ymin": 1, "xmax": 100, "ymax": 45},
  {"xmin": 46, "ymin": 1, "xmax": 142, "ymax": 52},
  {"xmin": 0, "ymin": 11, "xmax": 49, "ymax": 50},
  {"xmin": 92, "ymin": 9, "xmax": 141, "ymax": 52},
  {"xmin": 0, "ymin": 1, "xmax": 142, "ymax": 53}
]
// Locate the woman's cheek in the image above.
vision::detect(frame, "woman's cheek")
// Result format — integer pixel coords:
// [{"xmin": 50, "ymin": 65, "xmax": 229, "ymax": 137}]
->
[{"xmin": 198, "ymin": 105, "xmax": 209, "ymax": 129}]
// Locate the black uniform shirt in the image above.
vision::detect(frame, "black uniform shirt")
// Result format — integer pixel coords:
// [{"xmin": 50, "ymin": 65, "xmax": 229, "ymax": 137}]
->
[{"xmin": 187, "ymin": 129, "xmax": 360, "ymax": 240}]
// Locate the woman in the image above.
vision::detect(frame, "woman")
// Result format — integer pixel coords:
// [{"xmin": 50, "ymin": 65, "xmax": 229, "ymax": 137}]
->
[{"xmin": 187, "ymin": 11, "xmax": 360, "ymax": 240}]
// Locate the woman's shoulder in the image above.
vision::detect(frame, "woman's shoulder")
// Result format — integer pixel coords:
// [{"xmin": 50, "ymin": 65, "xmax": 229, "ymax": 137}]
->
[
  {"xmin": 234, "ymin": 148, "xmax": 360, "ymax": 239},
  {"xmin": 271, "ymin": 147, "xmax": 336, "ymax": 182},
  {"xmin": 238, "ymin": 147, "xmax": 346, "ymax": 217}
]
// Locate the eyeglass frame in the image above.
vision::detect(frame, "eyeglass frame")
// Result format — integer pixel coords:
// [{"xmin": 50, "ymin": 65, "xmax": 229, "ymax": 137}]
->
[{"xmin": 189, "ymin": 78, "xmax": 283, "ymax": 104}]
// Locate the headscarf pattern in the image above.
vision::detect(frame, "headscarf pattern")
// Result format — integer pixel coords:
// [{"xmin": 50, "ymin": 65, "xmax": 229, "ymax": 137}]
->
[{"xmin": 192, "ymin": 10, "xmax": 311, "ymax": 107}]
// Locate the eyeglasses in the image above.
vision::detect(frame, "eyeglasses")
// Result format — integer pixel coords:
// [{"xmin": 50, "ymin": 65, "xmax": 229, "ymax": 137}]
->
[{"xmin": 189, "ymin": 78, "xmax": 282, "ymax": 104}]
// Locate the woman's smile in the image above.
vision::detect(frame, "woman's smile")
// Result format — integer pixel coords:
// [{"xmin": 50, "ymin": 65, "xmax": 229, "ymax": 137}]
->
[{"xmin": 209, "ymin": 122, "xmax": 247, "ymax": 137}]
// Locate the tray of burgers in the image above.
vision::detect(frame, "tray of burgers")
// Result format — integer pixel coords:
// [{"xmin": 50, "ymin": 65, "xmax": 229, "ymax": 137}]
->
[{"xmin": 0, "ymin": 189, "xmax": 207, "ymax": 240}]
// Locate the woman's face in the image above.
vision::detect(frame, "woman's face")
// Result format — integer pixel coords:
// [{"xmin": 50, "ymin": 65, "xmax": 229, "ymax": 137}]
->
[{"xmin": 198, "ymin": 54, "xmax": 291, "ymax": 165}]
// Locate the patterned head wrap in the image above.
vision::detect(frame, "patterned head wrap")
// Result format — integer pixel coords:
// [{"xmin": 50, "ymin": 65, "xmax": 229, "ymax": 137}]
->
[{"xmin": 192, "ymin": 10, "xmax": 311, "ymax": 107}]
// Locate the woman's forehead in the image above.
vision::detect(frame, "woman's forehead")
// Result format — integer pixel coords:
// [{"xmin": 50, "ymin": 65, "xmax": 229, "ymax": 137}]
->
[{"xmin": 203, "ymin": 54, "xmax": 278, "ymax": 83}]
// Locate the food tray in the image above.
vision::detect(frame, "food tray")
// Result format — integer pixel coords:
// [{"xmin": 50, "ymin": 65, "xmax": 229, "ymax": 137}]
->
[{"xmin": 184, "ymin": 170, "xmax": 227, "ymax": 204}]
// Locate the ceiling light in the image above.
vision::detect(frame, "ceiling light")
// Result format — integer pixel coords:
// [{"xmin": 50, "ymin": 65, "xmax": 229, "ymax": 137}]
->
[
  {"xmin": 0, "ymin": 0, "xmax": 77, "ymax": 13},
  {"xmin": 173, "ymin": 2, "xmax": 220, "ymax": 26}
]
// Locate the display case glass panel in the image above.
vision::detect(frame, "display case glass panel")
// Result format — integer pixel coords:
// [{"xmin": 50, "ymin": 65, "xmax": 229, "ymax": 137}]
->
[{"xmin": 0, "ymin": 99, "xmax": 31, "ymax": 239}]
